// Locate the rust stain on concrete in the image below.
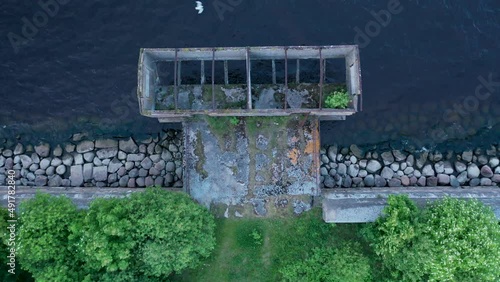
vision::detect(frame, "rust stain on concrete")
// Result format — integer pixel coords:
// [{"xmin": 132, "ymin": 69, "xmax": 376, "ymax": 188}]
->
[{"xmin": 288, "ymin": 148, "xmax": 299, "ymax": 165}]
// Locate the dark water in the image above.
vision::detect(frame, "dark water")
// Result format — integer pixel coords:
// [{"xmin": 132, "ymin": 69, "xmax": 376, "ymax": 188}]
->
[{"xmin": 1, "ymin": 0, "xmax": 499, "ymax": 149}]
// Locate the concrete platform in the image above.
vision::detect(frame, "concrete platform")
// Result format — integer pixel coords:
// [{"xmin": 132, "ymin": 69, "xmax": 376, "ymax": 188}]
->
[{"xmin": 322, "ymin": 187, "xmax": 500, "ymax": 223}]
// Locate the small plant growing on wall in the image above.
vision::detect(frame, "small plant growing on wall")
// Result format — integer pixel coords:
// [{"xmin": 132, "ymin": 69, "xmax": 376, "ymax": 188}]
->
[
  {"xmin": 229, "ymin": 116, "xmax": 239, "ymax": 126},
  {"xmin": 324, "ymin": 88, "xmax": 350, "ymax": 109}
]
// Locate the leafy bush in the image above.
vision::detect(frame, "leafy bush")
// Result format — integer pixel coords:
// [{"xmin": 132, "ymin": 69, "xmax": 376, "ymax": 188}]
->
[
  {"xmin": 229, "ymin": 116, "xmax": 239, "ymax": 126},
  {"xmin": 79, "ymin": 187, "xmax": 216, "ymax": 281},
  {"xmin": 324, "ymin": 88, "xmax": 350, "ymax": 109},
  {"xmin": 280, "ymin": 244, "xmax": 372, "ymax": 282},
  {"xmin": 17, "ymin": 193, "xmax": 85, "ymax": 282},
  {"xmin": 363, "ymin": 195, "xmax": 500, "ymax": 281}
]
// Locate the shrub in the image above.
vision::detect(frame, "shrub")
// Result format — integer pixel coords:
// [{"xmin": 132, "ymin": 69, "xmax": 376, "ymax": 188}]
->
[
  {"xmin": 17, "ymin": 193, "xmax": 85, "ymax": 282},
  {"xmin": 280, "ymin": 244, "xmax": 372, "ymax": 282},
  {"xmin": 79, "ymin": 187, "xmax": 216, "ymax": 281},
  {"xmin": 363, "ymin": 195, "xmax": 500, "ymax": 281},
  {"xmin": 324, "ymin": 89, "xmax": 350, "ymax": 109}
]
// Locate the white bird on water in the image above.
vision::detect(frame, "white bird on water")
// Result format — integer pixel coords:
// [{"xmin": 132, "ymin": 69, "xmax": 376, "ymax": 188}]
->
[{"xmin": 195, "ymin": 1, "xmax": 204, "ymax": 14}]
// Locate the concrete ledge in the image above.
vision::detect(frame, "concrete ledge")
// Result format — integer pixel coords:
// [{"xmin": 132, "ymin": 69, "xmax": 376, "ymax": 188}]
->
[
  {"xmin": 322, "ymin": 187, "xmax": 500, "ymax": 223},
  {"xmin": 0, "ymin": 186, "xmax": 183, "ymax": 209}
]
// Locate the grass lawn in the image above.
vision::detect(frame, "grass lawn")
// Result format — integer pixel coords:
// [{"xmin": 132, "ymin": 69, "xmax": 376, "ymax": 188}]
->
[{"xmin": 172, "ymin": 209, "xmax": 372, "ymax": 282}]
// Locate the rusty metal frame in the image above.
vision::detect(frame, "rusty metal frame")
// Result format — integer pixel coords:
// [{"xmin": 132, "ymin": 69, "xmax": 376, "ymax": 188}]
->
[{"xmin": 138, "ymin": 45, "xmax": 362, "ymax": 120}]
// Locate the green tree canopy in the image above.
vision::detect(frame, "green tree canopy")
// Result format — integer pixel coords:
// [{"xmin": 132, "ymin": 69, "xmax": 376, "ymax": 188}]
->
[{"xmin": 80, "ymin": 187, "xmax": 216, "ymax": 281}]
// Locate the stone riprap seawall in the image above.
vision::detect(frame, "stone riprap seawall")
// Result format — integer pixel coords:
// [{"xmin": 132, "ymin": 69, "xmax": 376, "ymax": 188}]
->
[
  {"xmin": 320, "ymin": 144, "xmax": 500, "ymax": 188},
  {"xmin": 0, "ymin": 130, "xmax": 183, "ymax": 188}
]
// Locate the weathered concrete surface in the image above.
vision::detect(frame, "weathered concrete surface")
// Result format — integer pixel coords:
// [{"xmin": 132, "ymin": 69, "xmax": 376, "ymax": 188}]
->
[
  {"xmin": 322, "ymin": 187, "xmax": 500, "ymax": 223},
  {"xmin": 0, "ymin": 186, "xmax": 182, "ymax": 210},
  {"xmin": 184, "ymin": 114, "xmax": 320, "ymax": 212}
]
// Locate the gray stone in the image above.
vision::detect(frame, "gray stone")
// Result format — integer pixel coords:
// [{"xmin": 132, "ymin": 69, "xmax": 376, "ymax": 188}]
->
[
  {"xmin": 145, "ymin": 176, "xmax": 154, "ymax": 187},
  {"xmin": 56, "ymin": 165, "xmax": 66, "ymax": 175},
  {"xmin": 13, "ymin": 155, "xmax": 20, "ymax": 164},
  {"xmin": 13, "ymin": 164, "xmax": 21, "ymax": 170},
  {"xmin": 93, "ymin": 157, "xmax": 102, "ymax": 166},
  {"xmin": 457, "ymin": 171, "xmax": 468, "ymax": 184},
  {"xmin": 30, "ymin": 153, "xmax": 40, "ymax": 164},
  {"xmin": 34, "ymin": 175, "xmax": 47, "ymax": 186},
  {"xmin": 401, "ymin": 175, "xmax": 410, "ymax": 186},
  {"xmin": 480, "ymin": 165, "xmax": 493, "ymax": 178},
  {"xmin": 93, "ymin": 166, "xmax": 108, "ymax": 182},
  {"xmin": 426, "ymin": 176, "xmax": 438, "ymax": 186},
  {"xmin": 53, "ymin": 145, "xmax": 63, "ymax": 157},
  {"xmin": 140, "ymin": 157, "xmax": 153, "ymax": 170},
  {"xmin": 434, "ymin": 161, "xmax": 444, "ymax": 174},
  {"xmin": 342, "ymin": 176, "xmax": 352, "ymax": 187},
  {"xmin": 469, "ymin": 178, "xmax": 480, "ymax": 187},
  {"xmin": 352, "ymin": 177, "xmax": 363, "ymax": 185},
  {"xmin": 139, "ymin": 144, "xmax": 147, "ymax": 153},
  {"xmin": 374, "ymin": 175, "xmax": 386, "ymax": 187},
  {"xmin": 462, "ymin": 150, "xmax": 473, "ymax": 162},
  {"xmin": 51, "ymin": 157, "xmax": 62, "ymax": 167},
  {"xmin": 364, "ymin": 175, "xmax": 375, "ymax": 187},
  {"xmin": 175, "ymin": 167, "xmax": 183, "ymax": 179},
  {"xmin": 40, "ymin": 158, "xmax": 51, "ymax": 170},
  {"xmin": 480, "ymin": 178, "xmax": 492, "ymax": 186},
  {"xmin": 118, "ymin": 150, "xmax": 127, "ymax": 160},
  {"xmin": 136, "ymin": 177, "xmax": 145, "ymax": 187},
  {"xmin": 390, "ymin": 162, "xmax": 399, "ymax": 172},
  {"xmin": 108, "ymin": 158, "xmax": 123, "ymax": 173},
  {"xmin": 149, "ymin": 167, "xmax": 160, "ymax": 176},
  {"xmin": 48, "ymin": 175, "xmax": 62, "ymax": 187},
  {"xmin": 324, "ymin": 175, "xmax": 335, "ymax": 188},
  {"xmin": 486, "ymin": 146, "xmax": 497, "ymax": 156},
  {"xmin": 432, "ymin": 151, "xmax": 443, "ymax": 162},
  {"xmin": 125, "ymin": 161, "xmax": 134, "ymax": 170},
  {"xmin": 478, "ymin": 155, "xmax": 488, "ymax": 165},
  {"xmin": 127, "ymin": 153, "xmax": 145, "ymax": 162},
  {"xmin": 327, "ymin": 145, "xmax": 337, "ymax": 161},
  {"xmin": 29, "ymin": 163, "xmax": 39, "ymax": 172},
  {"xmin": 437, "ymin": 174, "xmax": 450, "ymax": 185},
  {"xmin": 406, "ymin": 155, "xmax": 415, "ymax": 167},
  {"xmin": 117, "ymin": 166, "xmax": 127, "ymax": 177},
  {"xmin": 161, "ymin": 150, "xmax": 173, "ymax": 161},
  {"xmin": 96, "ymin": 148, "xmax": 118, "ymax": 159},
  {"xmin": 154, "ymin": 176, "xmax": 164, "ymax": 186},
  {"xmin": 348, "ymin": 164, "xmax": 359, "ymax": 177},
  {"xmin": 96, "ymin": 181, "xmax": 106, "ymax": 187},
  {"xmin": 450, "ymin": 175, "xmax": 460, "ymax": 188},
  {"xmin": 321, "ymin": 154, "xmax": 329, "ymax": 164},
  {"xmin": 491, "ymin": 174, "xmax": 500, "ymax": 183},
  {"xmin": 119, "ymin": 175, "xmax": 129, "ymax": 187},
  {"xmin": 83, "ymin": 163, "xmax": 93, "ymax": 182},
  {"xmin": 358, "ymin": 159, "xmax": 367, "ymax": 168},
  {"xmin": 381, "ymin": 151, "xmax": 394, "ymax": 165},
  {"xmin": 455, "ymin": 161, "xmax": 466, "ymax": 173},
  {"xmin": 73, "ymin": 153, "xmax": 84, "ymax": 165},
  {"xmin": 388, "ymin": 178, "xmax": 401, "ymax": 187},
  {"xmin": 2, "ymin": 149, "xmax": 13, "ymax": 157},
  {"xmin": 150, "ymin": 154, "xmax": 161, "ymax": 163},
  {"xmin": 72, "ymin": 132, "xmax": 86, "ymax": 142},
  {"xmin": 62, "ymin": 154, "xmax": 73, "ymax": 166},
  {"xmin": 127, "ymin": 178, "xmax": 136, "ymax": 187},
  {"xmin": 0, "ymin": 156, "xmax": 4, "ymax": 167},
  {"xmin": 108, "ymin": 173, "xmax": 118, "ymax": 183},
  {"xmin": 416, "ymin": 152, "xmax": 428, "ymax": 169},
  {"xmin": 403, "ymin": 167, "xmax": 414, "ymax": 175},
  {"xmin": 337, "ymin": 163, "xmax": 347, "ymax": 176},
  {"xmin": 320, "ymin": 167, "xmax": 328, "ymax": 176},
  {"xmin": 467, "ymin": 164, "xmax": 480, "ymax": 179},
  {"xmin": 489, "ymin": 157, "xmax": 499, "ymax": 168},
  {"xmin": 129, "ymin": 168, "xmax": 139, "ymax": 178},
  {"xmin": 138, "ymin": 168, "xmax": 148, "ymax": 177},
  {"xmin": 417, "ymin": 177, "xmax": 426, "ymax": 186},
  {"xmin": 409, "ymin": 176, "xmax": 418, "ymax": 185},
  {"xmin": 154, "ymin": 144, "xmax": 162, "ymax": 154},
  {"xmin": 496, "ymin": 167, "xmax": 500, "ymax": 174},
  {"xmin": 253, "ymin": 199, "xmax": 267, "ymax": 216},
  {"xmin": 27, "ymin": 172, "xmax": 36, "ymax": 181},
  {"xmin": 443, "ymin": 161, "xmax": 454, "ymax": 174},
  {"xmin": 147, "ymin": 143, "xmax": 155, "ymax": 155},
  {"xmin": 165, "ymin": 173, "xmax": 174, "ymax": 184},
  {"xmin": 366, "ymin": 160, "xmax": 382, "ymax": 173},
  {"xmin": 84, "ymin": 152, "xmax": 95, "ymax": 162},
  {"xmin": 13, "ymin": 143, "xmax": 24, "ymax": 155},
  {"xmin": 95, "ymin": 138, "xmax": 118, "ymax": 149},
  {"xmin": 69, "ymin": 165, "xmax": 83, "ymax": 187},
  {"xmin": 64, "ymin": 143, "xmax": 75, "ymax": 153},
  {"xmin": 4, "ymin": 158, "xmax": 13, "ymax": 169},
  {"xmin": 392, "ymin": 150, "xmax": 407, "ymax": 162},
  {"xmin": 422, "ymin": 164, "xmax": 435, "ymax": 176},
  {"xmin": 61, "ymin": 179, "xmax": 71, "ymax": 186},
  {"xmin": 350, "ymin": 144, "xmax": 364, "ymax": 159},
  {"xmin": 119, "ymin": 138, "xmax": 139, "ymax": 153},
  {"xmin": 20, "ymin": 155, "xmax": 33, "ymax": 168},
  {"xmin": 166, "ymin": 161, "xmax": 175, "ymax": 172},
  {"xmin": 400, "ymin": 162, "xmax": 407, "ymax": 171},
  {"xmin": 76, "ymin": 141, "xmax": 94, "ymax": 153},
  {"xmin": 358, "ymin": 169, "xmax": 368, "ymax": 178},
  {"xmin": 34, "ymin": 169, "xmax": 45, "ymax": 175},
  {"xmin": 381, "ymin": 167, "xmax": 394, "ymax": 179}
]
